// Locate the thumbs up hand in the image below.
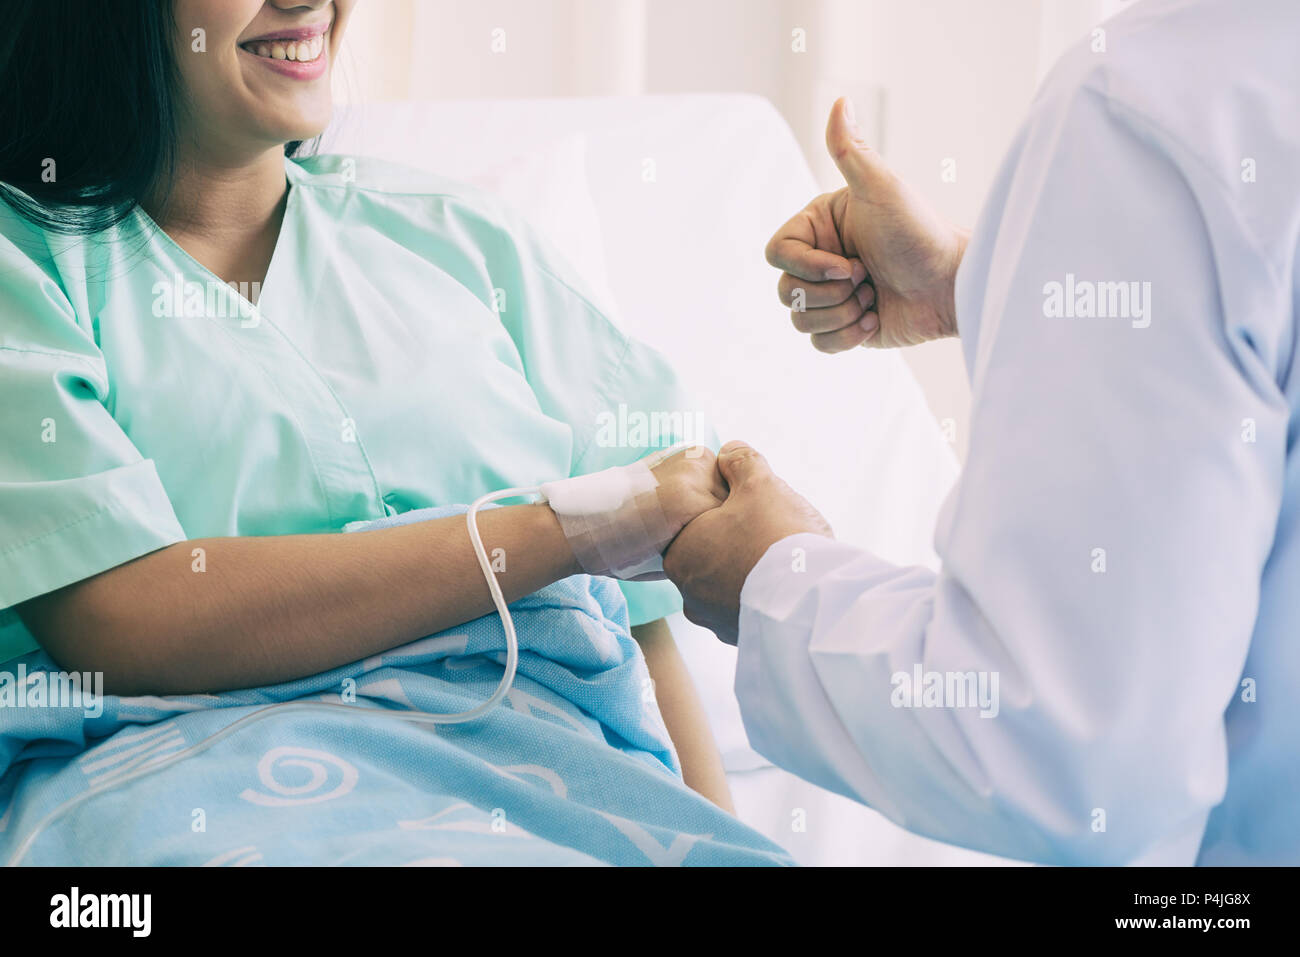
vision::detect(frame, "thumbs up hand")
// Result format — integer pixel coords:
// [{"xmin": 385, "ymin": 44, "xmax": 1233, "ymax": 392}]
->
[{"xmin": 765, "ymin": 97, "xmax": 970, "ymax": 353}]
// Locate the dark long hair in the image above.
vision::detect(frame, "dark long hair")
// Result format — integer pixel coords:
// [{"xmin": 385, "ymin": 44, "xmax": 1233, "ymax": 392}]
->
[{"xmin": 0, "ymin": 1, "xmax": 304, "ymax": 236}]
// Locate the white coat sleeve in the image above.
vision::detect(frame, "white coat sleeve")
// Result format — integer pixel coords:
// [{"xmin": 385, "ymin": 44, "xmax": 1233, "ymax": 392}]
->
[{"xmin": 734, "ymin": 82, "xmax": 1286, "ymax": 864}]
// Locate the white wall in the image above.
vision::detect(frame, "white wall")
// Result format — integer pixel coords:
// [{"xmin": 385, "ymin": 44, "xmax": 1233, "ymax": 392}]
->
[{"xmin": 333, "ymin": 0, "xmax": 1128, "ymax": 461}]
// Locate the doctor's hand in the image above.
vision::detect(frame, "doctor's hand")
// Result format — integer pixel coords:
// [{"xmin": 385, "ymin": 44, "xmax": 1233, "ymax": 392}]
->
[
  {"xmin": 663, "ymin": 441, "xmax": 832, "ymax": 644},
  {"xmin": 766, "ymin": 97, "xmax": 970, "ymax": 353}
]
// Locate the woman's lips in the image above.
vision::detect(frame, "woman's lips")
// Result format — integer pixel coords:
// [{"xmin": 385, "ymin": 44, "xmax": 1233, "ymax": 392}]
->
[
  {"xmin": 239, "ymin": 32, "xmax": 329, "ymax": 80},
  {"xmin": 243, "ymin": 22, "xmax": 331, "ymax": 43}
]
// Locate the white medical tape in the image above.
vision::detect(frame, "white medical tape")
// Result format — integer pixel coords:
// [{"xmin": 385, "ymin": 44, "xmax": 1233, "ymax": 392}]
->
[{"xmin": 539, "ymin": 456, "xmax": 676, "ymax": 580}]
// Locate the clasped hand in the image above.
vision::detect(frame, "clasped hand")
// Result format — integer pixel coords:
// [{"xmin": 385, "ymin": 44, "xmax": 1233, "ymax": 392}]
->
[{"xmin": 654, "ymin": 442, "xmax": 831, "ymax": 644}]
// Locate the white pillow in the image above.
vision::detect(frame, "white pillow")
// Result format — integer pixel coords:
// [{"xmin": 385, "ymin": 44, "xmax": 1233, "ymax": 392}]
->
[
  {"xmin": 320, "ymin": 116, "xmax": 618, "ymax": 312},
  {"xmin": 463, "ymin": 133, "xmax": 619, "ymax": 313}
]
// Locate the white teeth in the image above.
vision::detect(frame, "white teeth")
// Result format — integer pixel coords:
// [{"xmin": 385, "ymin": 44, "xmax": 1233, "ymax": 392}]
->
[{"xmin": 245, "ymin": 35, "xmax": 324, "ymax": 62}]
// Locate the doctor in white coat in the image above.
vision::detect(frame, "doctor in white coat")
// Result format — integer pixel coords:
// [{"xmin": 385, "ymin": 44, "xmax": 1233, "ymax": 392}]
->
[{"xmin": 663, "ymin": 0, "xmax": 1299, "ymax": 865}]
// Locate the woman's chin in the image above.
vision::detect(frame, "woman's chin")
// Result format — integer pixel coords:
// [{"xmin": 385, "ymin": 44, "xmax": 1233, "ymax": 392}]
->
[
  {"xmin": 249, "ymin": 97, "xmax": 334, "ymax": 147},
  {"xmin": 284, "ymin": 123, "xmax": 330, "ymax": 145},
  {"xmin": 264, "ymin": 114, "xmax": 332, "ymax": 147}
]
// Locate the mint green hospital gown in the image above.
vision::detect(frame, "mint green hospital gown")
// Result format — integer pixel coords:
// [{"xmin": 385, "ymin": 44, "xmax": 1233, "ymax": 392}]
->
[{"xmin": 0, "ymin": 154, "xmax": 694, "ymax": 662}]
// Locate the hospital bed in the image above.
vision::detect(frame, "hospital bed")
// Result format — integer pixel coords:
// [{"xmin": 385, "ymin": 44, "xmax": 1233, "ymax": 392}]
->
[{"xmin": 322, "ymin": 94, "xmax": 1014, "ymax": 866}]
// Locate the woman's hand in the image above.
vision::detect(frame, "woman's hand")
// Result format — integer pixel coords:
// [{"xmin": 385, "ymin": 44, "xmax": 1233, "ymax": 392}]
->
[
  {"xmin": 541, "ymin": 445, "xmax": 724, "ymax": 581},
  {"xmin": 650, "ymin": 446, "xmax": 728, "ymax": 537}
]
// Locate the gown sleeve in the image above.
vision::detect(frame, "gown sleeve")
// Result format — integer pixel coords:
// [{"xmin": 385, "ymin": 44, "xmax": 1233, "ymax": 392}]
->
[{"xmin": 0, "ymin": 215, "xmax": 186, "ymax": 659}]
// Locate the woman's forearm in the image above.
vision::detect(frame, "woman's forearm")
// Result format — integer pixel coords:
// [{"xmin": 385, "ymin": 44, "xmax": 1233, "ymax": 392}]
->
[
  {"xmin": 18, "ymin": 504, "xmax": 579, "ymax": 696},
  {"xmin": 631, "ymin": 618, "xmax": 735, "ymax": 812}
]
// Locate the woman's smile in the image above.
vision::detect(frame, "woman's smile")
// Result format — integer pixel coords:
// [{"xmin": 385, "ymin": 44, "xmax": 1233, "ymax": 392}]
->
[{"xmin": 238, "ymin": 20, "xmax": 331, "ymax": 80}]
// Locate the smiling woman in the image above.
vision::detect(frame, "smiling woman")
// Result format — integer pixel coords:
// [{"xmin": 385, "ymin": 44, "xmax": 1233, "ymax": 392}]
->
[
  {"xmin": 0, "ymin": 0, "xmax": 772, "ymax": 865},
  {"xmin": 172, "ymin": 0, "xmax": 344, "ymax": 153},
  {"xmin": 0, "ymin": 0, "xmax": 344, "ymax": 235}
]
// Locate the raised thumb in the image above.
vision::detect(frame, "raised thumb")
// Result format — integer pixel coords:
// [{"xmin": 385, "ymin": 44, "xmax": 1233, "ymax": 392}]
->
[{"xmin": 826, "ymin": 97, "xmax": 890, "ymax": 195}]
